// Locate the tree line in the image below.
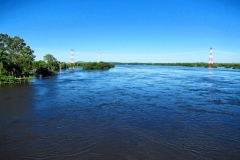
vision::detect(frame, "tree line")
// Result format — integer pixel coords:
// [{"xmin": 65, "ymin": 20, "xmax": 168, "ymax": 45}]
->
[
  {"xmin": 115, "ymin": 62, "xmax": 240, "ymax": 69},
  {"xmin": 75, "ymin": 61, "xmax": 115, "ymax": 70},
  {"xmin": 32, "ymin": 54, "xmax": 68, "ymax": 76},
  {"xmin": 0, "ymin": 33, "xmax": 114, "ymax": 84}
]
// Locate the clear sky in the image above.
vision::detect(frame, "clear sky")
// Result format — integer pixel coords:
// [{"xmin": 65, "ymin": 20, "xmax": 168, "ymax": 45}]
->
[{"xmin": 1, "ymin": 0, "xmax": 240, "ymax": 63}]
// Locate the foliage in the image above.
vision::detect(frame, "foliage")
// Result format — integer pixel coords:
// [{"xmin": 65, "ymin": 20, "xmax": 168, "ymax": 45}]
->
[
  {"xmin": 75, "ymin": 61, "xmax": 115, "ymax": 70},
  {"xmin": 0, "ymin": 33, "xmax": 69, "ymax": 83},
  {"xmin": 0, "ymin": 33, "xmax": 35, "ymax": 77},
  {"xmin": 0, "ymin": 75, "xmax": 19, "ymax": 84},
  {"xmin": 32, "ymin": 58, "xmax": 68, "ymax": 76},
  {"xmin": 43, "ymin": 54, "xmax": 58, "ymax": 70},
  {"xmin": 33, "ymin": 60, "xmax": 54, "ymax": 76}
]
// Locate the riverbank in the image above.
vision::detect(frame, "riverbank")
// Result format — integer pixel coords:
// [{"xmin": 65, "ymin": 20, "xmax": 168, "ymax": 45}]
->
[{"xmin": 0, "ymin": 75, "xmax": 35, "ymax": 84}]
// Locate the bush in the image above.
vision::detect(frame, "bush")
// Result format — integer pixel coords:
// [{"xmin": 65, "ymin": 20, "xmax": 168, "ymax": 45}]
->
[
  {"xmin": 0, "ymin": 75, "xmax": 20, "ymax": 84},
  {"xmin": 79, "ymin": 62, "xmax": 115, "ymax": 70},
  {"xmin": 36, "ymin": 67, "xmax": 55, "ymax": 76}
]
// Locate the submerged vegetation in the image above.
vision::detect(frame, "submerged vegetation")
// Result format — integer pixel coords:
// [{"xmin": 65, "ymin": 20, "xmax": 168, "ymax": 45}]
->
[
  {"xmin": 32, "ymin": 58, "xmax": 68, "ymax": 77},
  {"xmin": 0, "ymin": 75, "xmax": 20, "ymax": 84},
  {"xmin": 75, "ymin": 61, "xmax": 115, "ymax": 70}
]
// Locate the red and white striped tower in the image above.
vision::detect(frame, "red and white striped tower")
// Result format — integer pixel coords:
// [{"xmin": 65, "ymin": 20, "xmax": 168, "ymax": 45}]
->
[
  {"xmin": 208, "ymin": 47, "xmax": 213, "ymax": 67},
  {"xmin": 70, "ymin": 49, "xmax": 74, "ymax": 69}
]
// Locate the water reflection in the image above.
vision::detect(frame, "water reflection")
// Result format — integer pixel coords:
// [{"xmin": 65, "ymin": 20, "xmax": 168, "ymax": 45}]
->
[
  {"xmin": 208, "ymin": 67, "xmax": 213, "ymax": 76},
  {"xmin": 207, "ymin": 67, "xmax": 213, "ymax": 87}
]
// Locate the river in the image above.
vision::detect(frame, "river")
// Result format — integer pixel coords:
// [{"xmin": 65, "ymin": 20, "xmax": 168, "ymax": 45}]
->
[{"xmin": 0, "ymin": 65, "xmax": 239, "ymax": 159}]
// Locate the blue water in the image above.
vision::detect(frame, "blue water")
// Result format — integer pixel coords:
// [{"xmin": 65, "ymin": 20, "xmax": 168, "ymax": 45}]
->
[{"xmin": 0, "ymin": 65, "xmax": 240, "ymax": 159}]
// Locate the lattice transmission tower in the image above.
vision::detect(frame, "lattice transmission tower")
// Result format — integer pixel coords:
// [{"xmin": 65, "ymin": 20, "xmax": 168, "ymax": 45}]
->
[{"xmin": 208, "ymin": 47, "xmax": 213, "ymax": 67}]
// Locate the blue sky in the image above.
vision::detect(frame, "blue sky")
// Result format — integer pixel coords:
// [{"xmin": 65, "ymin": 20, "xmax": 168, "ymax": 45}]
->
[{"xmin": 1, "ymin": 0, "xmax": 240, "ymax": 63}]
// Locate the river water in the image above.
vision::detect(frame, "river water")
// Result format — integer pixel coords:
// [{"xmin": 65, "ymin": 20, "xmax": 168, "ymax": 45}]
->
[{"xmin": 0, "ymin": 65, "xmax": 239, "ymax": 159}]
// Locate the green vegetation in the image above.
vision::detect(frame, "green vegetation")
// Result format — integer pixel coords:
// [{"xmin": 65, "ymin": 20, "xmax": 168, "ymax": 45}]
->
[
  {"xmin": 0, "ymin": 75, "xmax": 20, "ymax": 84},
  {"xmin": 115, "ymin": 62, "xmax": 240, "ymax": 69},
  {"xmin": 0, "ymin": 33, "xmax": 68, "ymax": 84},
  {"xmin": 32, "ymin": 59, "xmax": 68, "ymax": 77},
  {"xmin": 0, "ymin": 33, "xmax": 36, "ymax": 84},
  {"xmin": 0, "ymin": 34, "xmax": 35, "ymax": 78},
  {"xmin": 0, "ymin": 33, "xmax": 113, "ymax": 84},
  {"xmin": 43, "ymin": 54, "xmax": 57, "ymax": 70},
  {"xmin": 75, "ymin": 61, "xmax": 115, "ymax": 70}
]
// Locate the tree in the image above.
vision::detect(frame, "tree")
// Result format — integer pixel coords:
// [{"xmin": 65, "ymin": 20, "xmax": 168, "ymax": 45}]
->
[
  {"xmin": 0, "ymin": 51, "xmax": 7, "ymax": 76},
  {"xmin": 0, "ymin": 62, "xmax": 3, "ymax": 76},
  {"xmin": 77, "ymin": 61, "xmax": 115, "ymax": 70},
  {"xmin": 0, "ymin": 33, "xmax": 35, "ymax": 77},
  {"xmin": 43, "ymin": 54, "xmax": 57, "ymax": 70}
]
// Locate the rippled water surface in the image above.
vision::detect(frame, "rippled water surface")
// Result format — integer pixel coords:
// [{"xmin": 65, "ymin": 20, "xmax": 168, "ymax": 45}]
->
[{"xmin": 0, "ymin": 65, "xmax": 240, "ymax": 159}]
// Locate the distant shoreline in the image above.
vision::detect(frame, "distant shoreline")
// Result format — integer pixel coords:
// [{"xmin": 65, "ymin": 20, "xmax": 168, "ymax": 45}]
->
[{"xmin": 113, "ymin": 62, "xmax": 240, "ymax": 69}]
